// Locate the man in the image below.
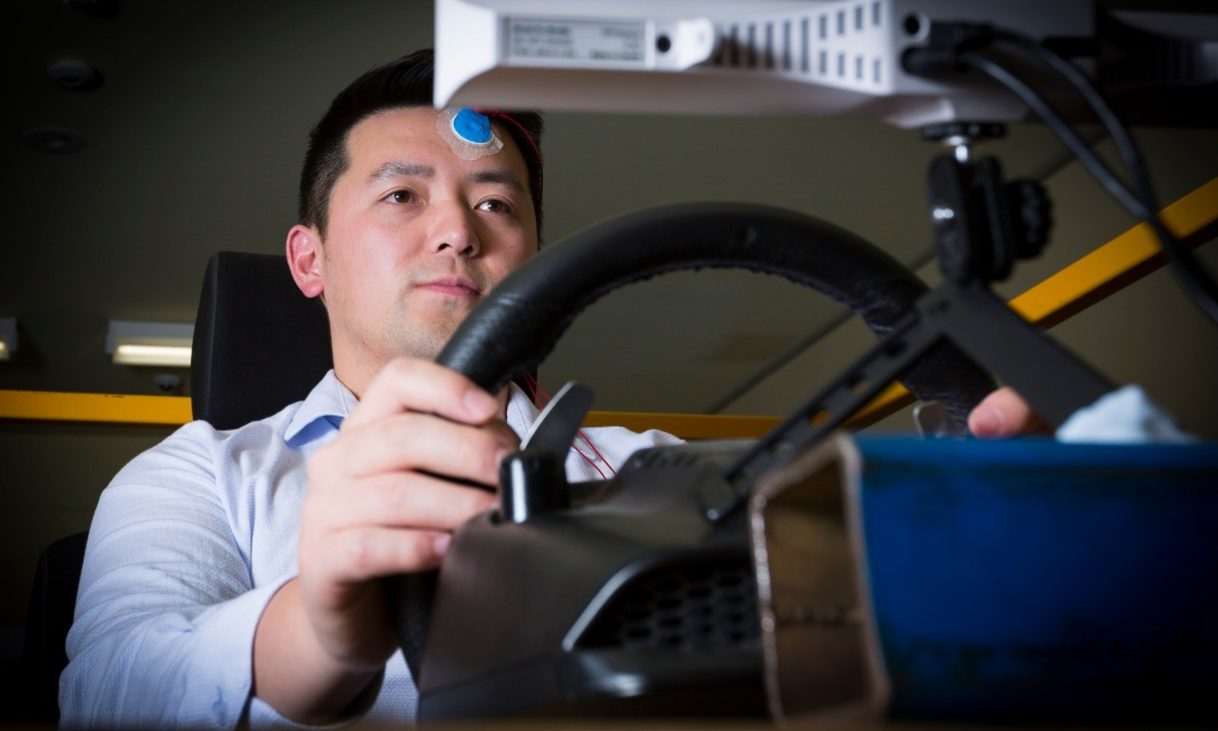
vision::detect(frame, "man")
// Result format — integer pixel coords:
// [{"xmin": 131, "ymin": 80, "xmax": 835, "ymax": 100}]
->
[{"xmin": 60, "ymin": 49, "xmax": 1036, "ymax": 728}]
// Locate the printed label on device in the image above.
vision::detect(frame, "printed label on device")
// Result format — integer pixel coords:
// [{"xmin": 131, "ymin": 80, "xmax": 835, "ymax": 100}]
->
[{"xmin": 505, "ymin": 19, "xmax": 645, "ymax": 65}]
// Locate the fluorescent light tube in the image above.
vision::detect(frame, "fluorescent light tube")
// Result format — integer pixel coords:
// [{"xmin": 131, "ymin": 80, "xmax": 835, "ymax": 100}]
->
[
  {"xmin": 112, "ymin": 343, "xmax": 193, "ymax": 367},
  {"xmin": 106, "ymin": 320, "xmax": 194, "ymax": 367},
  {"xmin": 0, "ymin": 317, "xmax": 15, "ymax": 362}
]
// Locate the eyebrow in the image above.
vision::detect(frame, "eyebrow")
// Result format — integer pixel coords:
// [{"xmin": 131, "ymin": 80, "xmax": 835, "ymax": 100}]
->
[
  {"xmin": 368, "ymin": 161, "xmax": 434, "ymax": 183},
  {"xmin": 467, "ymin": 169, "xmax": 525, "ymax": 193},
  {"xmin": 367, "ymin": 161, "xmax": 525, "ymax": 193}
]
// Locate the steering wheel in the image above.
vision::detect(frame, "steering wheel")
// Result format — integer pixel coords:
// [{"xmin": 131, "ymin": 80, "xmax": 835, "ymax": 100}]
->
[{"xmin": 393, "ymin": 201, "xmax": 997, "ymax": 679}]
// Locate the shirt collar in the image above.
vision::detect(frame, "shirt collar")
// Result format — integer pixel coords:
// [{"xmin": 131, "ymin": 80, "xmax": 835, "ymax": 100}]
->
[
  {"xmin": 284, "ymin": 369, "xmax": 356, "ymax": 446},
  {"xmin": 284, "ymin": 369, "xmax": 542, "ymax": 447},
  {"xmin": 505, "ymin": 381, "xmax": 542, "ymax": 439}
]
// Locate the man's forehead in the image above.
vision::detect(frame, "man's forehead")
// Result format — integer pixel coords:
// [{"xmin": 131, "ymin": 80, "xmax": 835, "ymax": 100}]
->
[
  {"xmin": 348, "ymin": 107, "xmax": 442, "ymax": 155},
  {"xmin": 347, "ymin": 107, "xmax": 525, "ymax": 180},
  {"xmin": 364, "ymin": 160, "xmax": 524, "ymax": 193}
]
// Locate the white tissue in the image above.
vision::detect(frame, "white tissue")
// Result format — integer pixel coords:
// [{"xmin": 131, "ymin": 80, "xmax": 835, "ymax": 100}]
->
[{"xmin": 1056, "ymin": 385, "xmax": 1196, "ymax": 444}]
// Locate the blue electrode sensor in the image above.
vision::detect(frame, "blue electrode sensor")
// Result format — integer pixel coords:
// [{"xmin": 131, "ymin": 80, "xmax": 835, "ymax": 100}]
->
[{"xmin": 453, "ymin": 107, "xmax": 493, "ymax": 145}]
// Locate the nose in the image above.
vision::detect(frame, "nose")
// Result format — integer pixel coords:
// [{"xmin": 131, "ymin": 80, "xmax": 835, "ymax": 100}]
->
[{"xmin": 427, "ymin": 201, "xmax": 480, "ymax": 257}]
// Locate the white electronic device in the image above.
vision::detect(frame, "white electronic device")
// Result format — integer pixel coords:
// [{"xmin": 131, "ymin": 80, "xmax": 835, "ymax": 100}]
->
[{"xmin": 434, "ymin": 0, "xmax": 1094, "ymax": 128}]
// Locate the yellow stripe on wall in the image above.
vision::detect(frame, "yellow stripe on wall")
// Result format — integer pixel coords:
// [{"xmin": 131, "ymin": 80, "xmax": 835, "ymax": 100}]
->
[
  {"xmin": 582, "ymin": 410, "xmax": 781, "ymax": 440},
  {"xmin": 0, "ymin": 389, "xmax": 781, "ymax": 439},
  {"xmin": 1011, "ymin": 176, "xmax": 1218, "ymax": 327},
  {"xmin": 0, "ymin": 390, "xmax": 192, "ymax": 426}
]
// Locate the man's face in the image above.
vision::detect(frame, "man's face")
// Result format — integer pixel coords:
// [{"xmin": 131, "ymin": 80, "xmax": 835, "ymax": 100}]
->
[{"xmin": 305, "ymin": 107, "xmax": 538, "ymax": 377}]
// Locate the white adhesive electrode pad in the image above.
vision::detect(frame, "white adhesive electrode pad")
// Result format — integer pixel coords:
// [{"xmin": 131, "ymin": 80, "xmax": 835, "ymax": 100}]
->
[{"xmin": 437, "ymin": 106, "xmax": 504, "ymax": 160}]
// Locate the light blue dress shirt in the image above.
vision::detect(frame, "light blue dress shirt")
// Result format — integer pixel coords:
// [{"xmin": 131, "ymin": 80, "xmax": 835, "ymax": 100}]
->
[{"xmin": 59, "ymin": 370, "xmax": 680, "ymax": 728}]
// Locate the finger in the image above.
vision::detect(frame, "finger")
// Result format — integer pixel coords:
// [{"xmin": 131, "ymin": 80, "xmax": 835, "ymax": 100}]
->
[
  {"xmin": 315, "ymin": 471, "xmax": 498, "ymax": 532},
  {"xmin": 310, "ymin": 526, "xmax": 453, "ymax": 583},
  {"xmin": 334, "ymin": 413, "xmax": 515, "ymax": 483},
  {"xmin": 968, "ymin": 387, "xmax": 1051, "ymax": 438},
  {"xmin": 485, "ymin": 418, "xmax": 521, "ymax": 451},
  {"xmin": 343, "ymin": 358, "xmax": 498, "ymax": 431}
]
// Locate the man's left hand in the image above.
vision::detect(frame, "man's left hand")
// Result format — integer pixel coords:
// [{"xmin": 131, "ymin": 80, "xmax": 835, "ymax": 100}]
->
[{"xmin": 968, "ymin": 386, "xmax": 1052, "ymax": 438}]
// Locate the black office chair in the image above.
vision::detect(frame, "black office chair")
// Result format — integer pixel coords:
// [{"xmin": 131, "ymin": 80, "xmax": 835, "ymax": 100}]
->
[
  {"xmin": 191, "ymin": 251, "xmax": 334, "ymax": 428},
  {"xmin": 19, "ymin": 251, "xmax": 330, "ymax": 724},
  {"xmin": 18, "ymin": 532, "xmax": 90, "ymax": 722}
]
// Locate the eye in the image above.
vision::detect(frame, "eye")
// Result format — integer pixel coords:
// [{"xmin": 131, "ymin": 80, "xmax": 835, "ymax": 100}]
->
[
  {"xmin": 384, "ymin": 189, "xmax": 417, "ymax": 204},
  {"xmin": 476, "ymin": 198, "xmax": 512, "ymax": 214}
]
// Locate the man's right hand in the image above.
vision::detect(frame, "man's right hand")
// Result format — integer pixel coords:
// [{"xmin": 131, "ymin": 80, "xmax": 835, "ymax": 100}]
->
[{"xmin": 252, "ymin": 358, "xmax": 514, "ymax": 723}]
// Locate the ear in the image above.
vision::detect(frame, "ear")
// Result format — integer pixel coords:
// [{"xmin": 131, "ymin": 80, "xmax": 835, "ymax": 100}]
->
[{"xmin": 286, "ymin": 224, "xmax": 325, "ymax": 299}]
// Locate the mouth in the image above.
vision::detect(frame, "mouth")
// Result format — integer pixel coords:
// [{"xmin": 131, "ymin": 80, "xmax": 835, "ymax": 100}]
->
[{"xmin": 417, "ymin": 276, "xmax": 483, "ymax": 298}]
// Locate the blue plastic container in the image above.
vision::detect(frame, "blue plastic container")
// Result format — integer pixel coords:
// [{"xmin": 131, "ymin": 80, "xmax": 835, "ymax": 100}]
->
[{"xmin": 853, "ymin": 436, "xmax": 1218, "ymax": 721}]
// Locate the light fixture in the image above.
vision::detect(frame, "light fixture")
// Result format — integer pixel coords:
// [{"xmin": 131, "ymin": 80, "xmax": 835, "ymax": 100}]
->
[
  {"xmin": 0, "ymin": 317, "xmax": 15, "ymax": 362},
  {"xmin": 106, "ymin": 320, "xmax": 194, "ymax": 367},
  {"xmin": 47, "ymin": 58, "xmax": 104, "ymax": 91},
  {"xmin": 21, "ymin": 126, "xmax": 88, "ymax": 154}
]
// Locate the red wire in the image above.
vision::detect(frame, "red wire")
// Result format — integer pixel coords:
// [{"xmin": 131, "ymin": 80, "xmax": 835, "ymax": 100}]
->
[
  {"xmin": 521, "ymin": 373, "xmax": 615, "ymax": 479},
  {"xmin": 523, "ymin": 374, "xmax": 605, "ymax": 478},
  {"xmin": 578, "ymin": 431, "xmax": 617, "ymax": 477},
  {"xmin": 474, "ymin": 108, "xmax": 542, "ymax": 161}
]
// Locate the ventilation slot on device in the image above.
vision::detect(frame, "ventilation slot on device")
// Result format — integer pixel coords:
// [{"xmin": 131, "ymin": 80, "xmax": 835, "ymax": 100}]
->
[
  {"xmin": 782, "ymin": 20, "xmax": 791, "ymax": 70},
  {"xmin": 578, "ymin": 559, "xmax": 760, "ymax": 651},
  {"xmin": 628, "ymin": 450, "xmax": 700, "ymax": 470},
  {"xmin": 800, "ymin": 17, "xmax": 810, "ymax": 71},
  {"xmin": 709, "ymin": 5, "xmax": 882, "ymax": 82}
]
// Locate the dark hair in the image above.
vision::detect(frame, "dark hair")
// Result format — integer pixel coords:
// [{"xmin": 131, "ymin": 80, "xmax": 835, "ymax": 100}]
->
[{"xmin": 298, "ymin": 48, "xmax": 544, "ymax": 237}]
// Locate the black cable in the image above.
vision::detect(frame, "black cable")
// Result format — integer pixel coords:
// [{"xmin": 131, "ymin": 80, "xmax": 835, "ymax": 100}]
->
[
  {"xmin": 959, "ymin": 52, "xmax": 1142, "ymax": 212},
  {"xmin": 955, "ymin": 47, "xmax": 1218, "ymax": 328},
  {"xmin": 982, "ymin": 33, "xmax": 1218, "ymax": 330},
  {"xmin": 990, "ymin": 33, "xmax": 1156, "ymax": 208}
]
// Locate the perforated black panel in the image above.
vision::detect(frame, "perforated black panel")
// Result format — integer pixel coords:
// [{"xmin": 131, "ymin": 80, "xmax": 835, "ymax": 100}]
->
[{"xmin": 578, "ymin": 559, "xmax": 759, "ymax": 650}]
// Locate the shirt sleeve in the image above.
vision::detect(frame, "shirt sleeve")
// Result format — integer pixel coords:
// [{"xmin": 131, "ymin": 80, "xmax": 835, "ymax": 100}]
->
[{"xmin": 58, "ymin": 422, "xmax": 285, "ymax": 729}]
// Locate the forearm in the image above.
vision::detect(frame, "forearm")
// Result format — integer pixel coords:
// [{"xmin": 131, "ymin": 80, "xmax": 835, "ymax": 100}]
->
[
  {"xmin": 252, "ymin": 578, "xmax": 385, "ymax": 724},
  {"xmin": 61, "ymin": 447, "xmax": 280, "ymax": 729},
  {"xmin": 61, "ymin": 577, "xmax": 287, "ymax": 728}
]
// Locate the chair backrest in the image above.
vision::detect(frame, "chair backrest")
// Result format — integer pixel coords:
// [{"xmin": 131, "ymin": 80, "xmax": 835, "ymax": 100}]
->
[
  {"xmin": 19, "ymin": 531, "xmax": 89, "ymax": 724},
  {"xmin": 191, "ymin": 251, "xmax": 332, "ymax": 429}
]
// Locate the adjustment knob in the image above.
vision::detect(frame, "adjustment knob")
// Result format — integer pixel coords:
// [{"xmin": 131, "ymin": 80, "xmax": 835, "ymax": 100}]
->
[
  {"xmin": 1009, "ymin": 178, "xmax": 1052, "ymax": 260},
  {"xmin": 499, "ymin": 450, "xmax": 569, "ymax": 523}
]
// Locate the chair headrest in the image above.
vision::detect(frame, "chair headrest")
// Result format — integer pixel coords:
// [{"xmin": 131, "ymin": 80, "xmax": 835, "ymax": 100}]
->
[{"xmin": 191, "ymin": 251, "xmax": 332, "ymax": 429}]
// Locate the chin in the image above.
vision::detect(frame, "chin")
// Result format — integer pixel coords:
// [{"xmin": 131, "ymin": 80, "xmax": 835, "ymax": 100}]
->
[
  {"xmin": 386, "ymin": 327, "xmax": 454, "ymax": 362},
  {"xmin": 383, "ymin": 301, "xmax": 470, "ymax": 359}
]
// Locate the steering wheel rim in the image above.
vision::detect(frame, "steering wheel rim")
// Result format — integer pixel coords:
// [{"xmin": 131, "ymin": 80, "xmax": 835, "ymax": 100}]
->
[
  {"xmin": 438, "ymin": 201, "xmax": 994, "ymax": 417},
  {"xmin": 395, "ymin": 201, "xmax": 997, "ymax": 680}
]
